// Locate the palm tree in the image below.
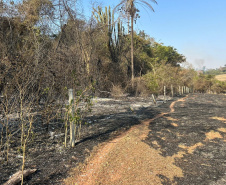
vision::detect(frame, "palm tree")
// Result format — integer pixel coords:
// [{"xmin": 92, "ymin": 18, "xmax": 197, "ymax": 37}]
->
[{"xmin": 115, "ymin": 0, "xmax": 157, "ymax": 88}]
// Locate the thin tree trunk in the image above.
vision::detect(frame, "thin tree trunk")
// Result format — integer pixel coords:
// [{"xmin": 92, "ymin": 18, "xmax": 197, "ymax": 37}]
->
[
  {"xmin": 68, "ymin": 89, "xmax": 75, "ymax": 147},
  {"xmin": 171, "ymin": 84, "xmax": 174, "ymax": 97},
  {"xmin": 131, "ymin": 14, "xmax": 134, "ymax": 88},
  {"xmin": 164, "ymin": 86, "xmax": 166, "ymax": 103},
  {"xmin": 127, "ymin": 14, "xmax": 130, "ymax": 34}
]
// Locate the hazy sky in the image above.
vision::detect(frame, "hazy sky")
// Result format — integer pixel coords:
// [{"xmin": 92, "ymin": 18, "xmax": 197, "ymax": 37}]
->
[{"xmin": 82, "ymin": 0, "xmax": 226, "ymax": 69}]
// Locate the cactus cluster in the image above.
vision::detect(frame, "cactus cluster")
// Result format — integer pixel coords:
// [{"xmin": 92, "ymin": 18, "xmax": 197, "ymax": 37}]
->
[{"xmin": 93, "ymin": 6, "xmax": 126, "ymax": 63}]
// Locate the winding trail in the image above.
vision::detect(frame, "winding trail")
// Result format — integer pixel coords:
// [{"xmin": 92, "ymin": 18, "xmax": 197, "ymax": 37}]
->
[{"xmin": 64, "ymin": 96, "xmax": 189, "ymax": 185}]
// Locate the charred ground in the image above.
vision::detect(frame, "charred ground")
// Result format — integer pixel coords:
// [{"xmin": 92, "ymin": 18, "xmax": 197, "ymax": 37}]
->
[{"xmin": 1, "ymin": 94, "xmax": 226, "ymax": 185}]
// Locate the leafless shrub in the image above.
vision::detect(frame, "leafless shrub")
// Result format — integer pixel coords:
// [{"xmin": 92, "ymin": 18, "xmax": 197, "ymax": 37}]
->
[{"xmin": 111, "ymin": 84, "xmax": 125, "ymax": 98}]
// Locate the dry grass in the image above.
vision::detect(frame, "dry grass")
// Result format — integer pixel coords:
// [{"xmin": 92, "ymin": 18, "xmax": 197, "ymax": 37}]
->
[
  {"xmin": 205, "ymin": 130, "xmax": 223, "ymax": 140},
  {"xmin": 171, "ymin": 123, "xmax": 179, "ymax": 127},
  {"xmin": 210, "ymin": 117, "xmax": 226, "ymax": 123},
  {"xmin": 218, "ymin": 128, "xmax": 226, "ymax": 133},
  {"xmin": 215, "ymin": 74, "xmax": 226, "ymax": 82},
  {"xmin": 178, "ymin": 142, "xmax": 204, "ymax": 154},
  {"xmin": 165, "ymin": 116, "xmax": 178, "ymax": 121}
]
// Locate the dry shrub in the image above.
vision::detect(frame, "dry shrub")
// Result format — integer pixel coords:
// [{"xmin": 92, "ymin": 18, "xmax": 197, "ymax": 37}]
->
[
  {"xmin": 134, "ymin": 78, "xmax": 150, "ymax": 97},
  {"xmin": 211, "ymin": 81, "xmax": 226, "ymax": 94},
  {"xmin": 124, "ymin": 78, "xmax": 150, "ymax": 97},
  {"xmin": 111, "ymin": 84, "xmax": 125, "ymax": 98}
]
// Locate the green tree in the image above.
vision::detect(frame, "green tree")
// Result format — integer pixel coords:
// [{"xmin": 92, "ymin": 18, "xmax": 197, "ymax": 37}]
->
[
  {"xmin": 151, "ymin": 42, "xmax": 186, "ymax": 67},
  {"xmin": 133, "ymin": 32, "xmax": 153, "ymax": 76},
  {"xmin": 115, "ymin": 0, "xmax": 157, "ymax": 87}
]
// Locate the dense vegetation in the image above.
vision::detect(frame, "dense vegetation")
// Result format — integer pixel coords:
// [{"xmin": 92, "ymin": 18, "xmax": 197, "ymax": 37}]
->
[
  {"xmin": 205, "ymin": 65, "xmax": 226, "ymax": 75},
  {"xmin": 0, "ymin": 0, "xmax": 226, "ymax": 183},
  {"xmin": 1, "ymin": 0, "xmax": 225, "ymax": 100}
]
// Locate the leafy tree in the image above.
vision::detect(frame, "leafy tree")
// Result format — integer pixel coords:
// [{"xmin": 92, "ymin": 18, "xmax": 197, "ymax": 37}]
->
[
  {"xmin": 151, "ymin": 42, "xmax": 186, "ymax": 66},
  {"xmin": 132, "ymin": 32, "xmax": 153, "ymax": 76},
  {"xmin": 144, "ymin": 62, "xmax": 180, "ymax": 95}
]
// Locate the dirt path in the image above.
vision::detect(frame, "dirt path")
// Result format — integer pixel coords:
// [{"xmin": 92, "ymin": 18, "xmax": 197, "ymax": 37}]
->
[{"xmin": 64, "ymin": 96, "xmax": 190, "ymax": 185}]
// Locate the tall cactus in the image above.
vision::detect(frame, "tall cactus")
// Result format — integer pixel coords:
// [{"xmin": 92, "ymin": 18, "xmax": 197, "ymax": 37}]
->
[{"xmin": 93, "ymin": 6, "xmax": 125, "ymax": 63}]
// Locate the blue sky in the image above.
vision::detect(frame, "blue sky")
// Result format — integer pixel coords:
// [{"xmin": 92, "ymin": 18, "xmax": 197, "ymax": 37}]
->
[{"xmin": 81, "ymin": 0, "xmax": 226, "ymax": 69}]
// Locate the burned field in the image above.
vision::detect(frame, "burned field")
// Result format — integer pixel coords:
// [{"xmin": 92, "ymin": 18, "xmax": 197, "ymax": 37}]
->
[
  {"xmin": 0, "ymin": 96, "xmax": 160, "ymax": 184},
  {"xmin": 145, "ymin": 94, "xmax": 226, "ymax": 184},
  {"xmin": 1, "ymin": 94, "xmax": 226, "ymax": 185}
]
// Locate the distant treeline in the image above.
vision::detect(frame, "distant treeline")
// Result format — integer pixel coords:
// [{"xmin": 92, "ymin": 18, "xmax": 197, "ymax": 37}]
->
[{"xmin": 205, "ymin": 66, "xmax": 226, "ymax": 75}]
